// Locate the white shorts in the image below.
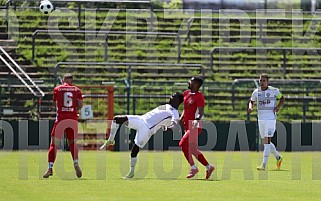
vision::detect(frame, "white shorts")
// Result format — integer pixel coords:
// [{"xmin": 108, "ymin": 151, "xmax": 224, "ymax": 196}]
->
[
  {"xmin": 127, "ymin": 115, "xmax": 152, "ymax": 148},
  {"xmin": 258, "ymin": 120, "xmax": 276, "ymax": 138}
]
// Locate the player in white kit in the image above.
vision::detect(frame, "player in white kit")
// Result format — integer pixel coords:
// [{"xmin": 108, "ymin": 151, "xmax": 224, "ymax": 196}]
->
[
  {"xmin": 248, "ymin": 74, "xmax": 285, "ymax": 171},
  {"xmin": 100, "ymin": 92, "xmax": 184, "ymax": 178}
]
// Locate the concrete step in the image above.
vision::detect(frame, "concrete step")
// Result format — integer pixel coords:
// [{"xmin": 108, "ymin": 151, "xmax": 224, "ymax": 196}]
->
[{"xmin": 0, "ymin": 39, "xmax": 17, "ymax": 47}]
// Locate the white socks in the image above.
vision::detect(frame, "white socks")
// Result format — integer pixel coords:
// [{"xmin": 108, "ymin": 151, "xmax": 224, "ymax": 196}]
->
[
  {"xmin": 261, "ymin": 143, "xmax": 281, "ymax": 167},
  {"xmin": 73, "ymin": 160, "xmax": 79, "ymax": 166},
  {"xmin": 270, "ymin": 143, "xmax": 280, "ymax": 160},
  {"xmin": 262, "ymin": 144, "xmax": 270, "ymax": 167},
  {"xmin": 48, "ymin": 162, "xmax": 54, "ymax": 169},
  {"xmin": 108, "ymin": 120, "xmax": 120, "ymax": 141},
  {"xmin": 130, "ymin": 157, "xmax": 137, "ymax": 173},
  {"xmin": 191, "ymin": 165, "xmax": 198, "ymax": 170}
]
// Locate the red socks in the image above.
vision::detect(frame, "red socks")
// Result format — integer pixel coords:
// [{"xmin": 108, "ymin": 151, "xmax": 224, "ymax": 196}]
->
[
  {"xmin": 69, "ymin": 143, "xmax": 78, "ymax": 161},
  {"xmin": 48, "ymin": 143, "xmax": 57, "ymax": 163}
]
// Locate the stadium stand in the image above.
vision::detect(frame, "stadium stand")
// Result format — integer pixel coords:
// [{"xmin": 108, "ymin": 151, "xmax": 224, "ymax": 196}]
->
[{"xmin": 1, "ymin": 1, "xmax": 321, "ymax": 124}]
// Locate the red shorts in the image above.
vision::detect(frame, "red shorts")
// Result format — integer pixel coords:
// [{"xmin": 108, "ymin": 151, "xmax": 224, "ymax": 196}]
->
[{"xmin": 51, "ymin": 119, "xmax": 78, "ymax": 140}]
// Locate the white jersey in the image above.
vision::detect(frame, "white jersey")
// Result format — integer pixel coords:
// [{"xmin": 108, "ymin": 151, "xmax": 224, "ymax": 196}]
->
[
  {"xmin": 125, "ymin": 104, "xmax": 179, "ymax": 148},
  {"xmin": 141, "ymin": 104, "xmax": 179, "ymax": 130},
  {"xmin": 250, "ymin": 86, "xmax": 283, "ymax": 120}
]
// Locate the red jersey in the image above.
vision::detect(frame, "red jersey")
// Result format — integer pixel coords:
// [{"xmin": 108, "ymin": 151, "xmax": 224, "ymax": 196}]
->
[
  {"xmin": 183, "ymin": 90, "xmax": 205, "ymax": 125},
  {"xmin": 53, "ymin": 83, "xmax": 83, "ymax": 121}
]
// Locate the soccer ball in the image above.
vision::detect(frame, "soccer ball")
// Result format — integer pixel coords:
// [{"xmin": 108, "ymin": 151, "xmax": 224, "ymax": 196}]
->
[{"xmin": 39, "ymin": 0, "xmax": 54, "ymax": 14}]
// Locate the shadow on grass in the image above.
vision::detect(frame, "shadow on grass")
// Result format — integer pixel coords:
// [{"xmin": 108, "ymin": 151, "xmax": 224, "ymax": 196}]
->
[
  {"xmin": 120, "ymin": 177, "xmax": 219, "ymax": 181},
  {"xmin": 40, "ymin": 176, "xmax": 91, "ymax": 181},
  {"xmin": 270, "ymin": 169, "xmax": 290, "ymax": 172}
]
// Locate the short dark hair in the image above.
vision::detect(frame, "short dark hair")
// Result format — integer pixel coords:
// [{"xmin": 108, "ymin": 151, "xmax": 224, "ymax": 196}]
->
[
  {"xmin": 174, "ymin": 92, "xmax": 184, "ymax": 104},
  {"xmin": 191, "ymin": 76, "xmax": 203, "ymax": 87},
  {"xmin": 63, "ymin": 73, "xmax": 73, "ymax": 79},
  {"xmin": 260, "ymin": 73, "xmax": 269, "ymax": 80}
]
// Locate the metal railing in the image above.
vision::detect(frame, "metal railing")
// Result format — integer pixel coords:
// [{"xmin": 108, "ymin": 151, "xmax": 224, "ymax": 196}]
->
[
  {"xmin": 51, "ymin": 0, "xmax": 153, "ymax": 30},
  {"xmin": 231, "ymin": 78, "xmax": 321, "ymax": 123},
  {"xmin": 52, "ymin": 0, "xmax": 150, "ymax": 2},
  {"xmin": 210, "ymin": 47, "xmax": 321, "ymax": 77},
  {"xmin": 32, "ymin": 30, "xmax": 181, "ymax": 63},
  {"xmin": 53, "ymin": 61, "xmax": 204, "ymax": 79},
  {"xmin": 186, "ymin": 15, "xmax": 321, "ymax": 44},
  {"xmin": 231, "ymin": 78, "xmax": 258, "ymax": 110},
  {"xmin": 5, "ymin": 0, "xmax": 10, "ymax": 33},
  {"xmin": 53, "ymin": 61, "xmax": 204, "ymax": 114},
  {"xmin": 81, "ymin": 93, "xmax": 170, "ymax": 116},
  {"xmin": 0, "ymin": 46, "xmax": 45, "ymax": 98},
  {"xmin": 8, "ymin": 0, "xmax": 152, "ymax": 31}
]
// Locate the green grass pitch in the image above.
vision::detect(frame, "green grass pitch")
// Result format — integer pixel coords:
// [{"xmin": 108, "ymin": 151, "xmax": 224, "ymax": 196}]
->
[{"xmin": 1, "ymin": 151, "xmax": 321, "ymax": 201}]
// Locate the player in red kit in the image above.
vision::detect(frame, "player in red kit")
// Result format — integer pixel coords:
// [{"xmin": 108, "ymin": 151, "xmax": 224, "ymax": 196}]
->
[
  {"xmin": 179, "ymin": 77, "xmax": 215, "ymax": 179},
  {"xmin": 43, "ymin": 73, "xmax": 83, "ymax": 178}
]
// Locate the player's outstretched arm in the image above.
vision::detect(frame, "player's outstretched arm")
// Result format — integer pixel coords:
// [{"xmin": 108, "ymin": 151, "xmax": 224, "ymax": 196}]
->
[{"xmin": 163, "ymin": 121, "xmax": 178, "ymax": 132}]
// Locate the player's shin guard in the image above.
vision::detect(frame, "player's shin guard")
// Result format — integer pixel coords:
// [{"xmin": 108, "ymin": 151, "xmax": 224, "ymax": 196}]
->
[{"xmin": 48, "ymin": 143, "xmax": 57, "ymax": 163}]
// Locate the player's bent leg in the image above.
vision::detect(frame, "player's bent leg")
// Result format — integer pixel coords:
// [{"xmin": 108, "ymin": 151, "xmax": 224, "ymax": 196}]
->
[
  {"xmin": 180, "ymin": 140, "xmax": 195, "ymax": 166},
  {"xmin": 180, "ymin": 138, "xmax": 200, "ymax": 179},
  {"xmin": 186, "ymin": 147, "xmax": 199, "ymax": 179},
  {"xmin": 47, "ymin": 143, "xmax": 57, "ymax": 164},
  {"xmin": 69, "ymin": 142, "xmax": 78, "ymax": 161},
  {"xmin": 123, "ymin": 144, "xmax": 140, "ymax": 179},
  {"xmin": 101, "ymin": 116, "xmax": 128, "ymax": 150},
  {"xmin": 66, "ymin": 128, "xmax": 82, "ymax": 178},
  {"xmin": 114, "ymin": 115, "xmax": 129, "ymax": 125},
  {"xmin": 179, "ymin": 133, "xmax": 193, "ymax": 163},
  {"xmin": 257, "ymin": 137, "xmax": 270, "ymax": 171},
  {"xmin": 194, "ymin": 149, "xmax": 208, "ymax": 166},
  {"xmin": 179, "ymin": 130, "xmax": 190, "ymax": 147},
  {"xmin": 66, "ymin": 128, "xmax": 78, "ymax": 160},
  {"xmin": 193, "ymin": 149, "xmax": 215, "ymax": 179},
  {"xmin": 67, "ymin": 142, "xmax": 82, "ymax": 178},
  {"xmin": 44, "ymin": 137, "xmax": 60, "ymax": 178},
  {"xmin": 131, "ymin": 144, "xmax": 140, "ymax": 158}
]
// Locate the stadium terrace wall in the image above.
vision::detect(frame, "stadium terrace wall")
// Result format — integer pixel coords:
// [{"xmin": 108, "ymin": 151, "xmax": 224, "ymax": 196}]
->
[{"xmin": 0, "ymin": 120, "xmax": 320, "ymax": 151}]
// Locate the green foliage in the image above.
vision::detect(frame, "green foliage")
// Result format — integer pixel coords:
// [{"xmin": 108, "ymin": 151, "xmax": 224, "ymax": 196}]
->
[
  {"xmin": 24, "ymin": 99, "xmax": 34, "ymax": 108},
  {"xmin": 24, "ymin": 99, "xmax": 39, "ymax": 120},
  {"xmin": 150, "ymin": 0, "xmax": 163, "ymax": 9},
  {"xmin": 0, "ymin": 0, "xmax": 7, "ymax": 5},
  {"xmin": 162, "ymin": 0, "xmax": 183, "ymax": 9},
  {"xmin": 11, "ymin": 8, "xmax": 321, "ymax": 122},
  {"xmin": 151, "ymin": 0, "xmax": 183, "ymax": 9}
]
